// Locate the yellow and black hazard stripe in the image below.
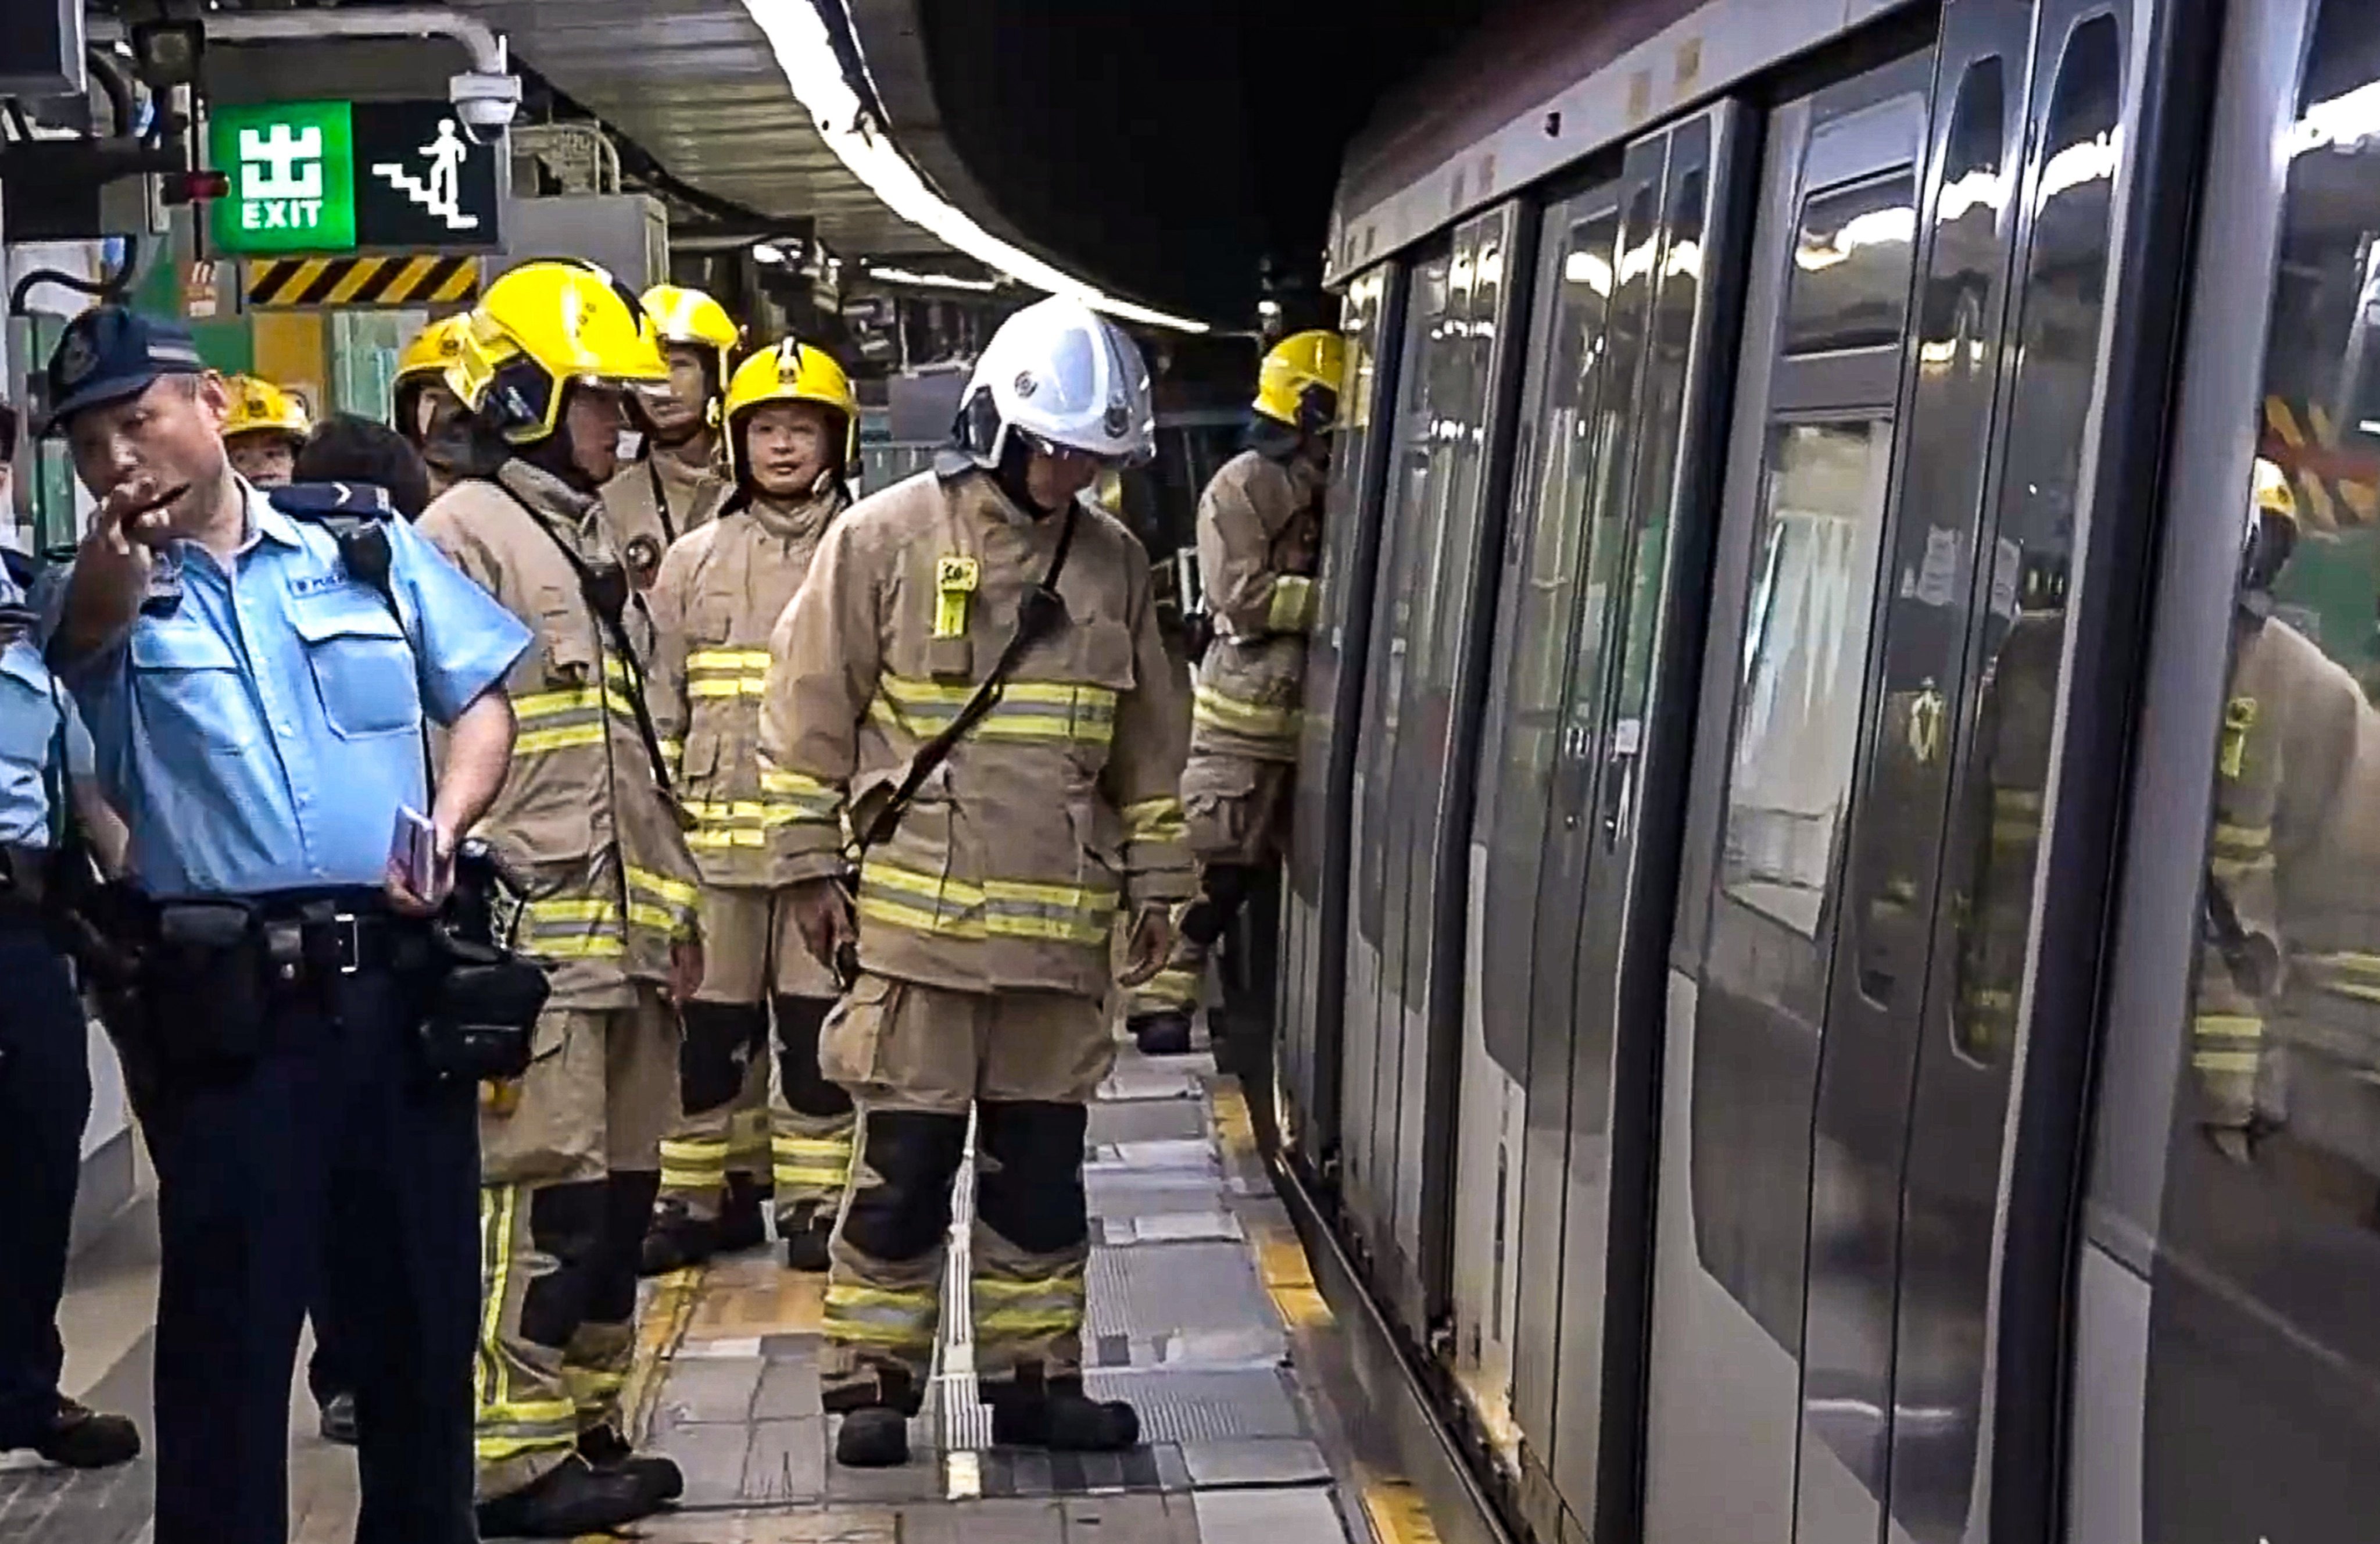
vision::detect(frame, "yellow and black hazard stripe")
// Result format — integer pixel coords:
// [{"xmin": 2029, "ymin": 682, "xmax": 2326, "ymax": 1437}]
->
[
  {"xmin": 2263, "ymin": 395, "xmax": 2380, "ymax": 530},
  {"xmin": 245, "ymin": 254, "xmax": 480, "ymax": 309}
]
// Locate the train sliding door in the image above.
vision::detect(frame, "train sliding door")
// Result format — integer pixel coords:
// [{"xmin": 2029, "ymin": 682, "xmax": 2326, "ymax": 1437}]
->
[
  {"xmin": 1339, "ymin": 208, "xmax": 1525, "ymax": 1331},
  {"xmin": 1279, "ymin": 263, "xmax": 1400, "ymax": 1172},
  {"xmin": 1650, "ymin": 0, "xmax": 2195, "ymax": 1539},
  {"xmin": 2074, "ymin": 0, "xmax": 2380, "ymax": 1538}
]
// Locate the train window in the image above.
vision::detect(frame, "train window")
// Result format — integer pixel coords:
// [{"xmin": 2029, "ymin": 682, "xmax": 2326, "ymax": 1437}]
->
[
  {"xmin": 2167, "ymin": 0, "xmax": 2380, "ymax": 1345},
  {"xmin": 1943, "ymin": 13, "xmax": 2121, "ymax": 1066},
  {"xmin": 1783, "ymin": 170, "xmax": 1920, "ymax": 355},
  {"xmin": 1720, "ymin": 417, "xmax": 1894, "ymax": 934}
]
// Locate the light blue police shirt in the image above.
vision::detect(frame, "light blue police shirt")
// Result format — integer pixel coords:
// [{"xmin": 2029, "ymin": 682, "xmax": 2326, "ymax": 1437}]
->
[
  {"xmin": 0, "ymin": 565, "xmax": 65, "ymax": 848},
  {"xmin": 65, "ymin": 482, "xmax": 532, "ymax": 897}
]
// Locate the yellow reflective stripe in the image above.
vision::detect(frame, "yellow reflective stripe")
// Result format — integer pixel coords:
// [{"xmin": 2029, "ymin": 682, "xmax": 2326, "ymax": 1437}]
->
[
  {"xmin": 658, "ymin": 737, "xmax": 682, "ymax": 766},
  {"xmin": 872, "ymin": 675, "xmax": 1118, "ymax": 745},
  {"xmin": 689, "ymin": 648, "xmax": 771, "ymax": 673},
  {"xmin": 1995, "ymin": 789, "xmax": 2044, "ymax": 813},
  {"xmin": 1122, "ymin": 796, "xmax": 1187, "ymax": 845},
  {"xmin": 515, "ymin": 721, "xmax": 607, "ymax": 756},
  {"xmin": 856, "ymin": 859, "xmax": 1114, "ymax": 943},
  {"xmin": 2193, "ymin": 1049, "xmax": 2260, "ymax": 1075},
  {"xmin": 1991, "ymin": 819, "xmax": 2039, "ymax": 846},
  {"xmin": 974, "ymin": 1275, "xmax": 1085, "ymax": 1302},
  {"xmin": 475, "ymin": 1187, "xmax": 579, "ymax": 1463},
  {"xmin": 982, "ymin": 877, "xmax": 1117, "ymax": 943},
  {"xmin": 1267, "ymin": 574, "xmax": 1315, "ymax": 634},
  {"xmin": 2211, "ymin": 853, "xmax": 2275, "ymax": 882},
  {"xmin": 690, "ymin": 677, "xmax": 769, "ymax": 698},
  {"xmin": 2214, "ymin": 821, "xmax": 2271, "ymax": 852},
  {"xmin": 1193, "ymin": 684, "xmax": 1296, "ymax": 738},
  {"xmin": 514, "ymin": 685, "xmax": 606, "ymax": 719},
  {"xmin": 1136, "ymin": 967, "xmax": 1201, "ymax": 1006},
  {"xmin": 772, "ymin": 1132, "xmax": 850, "ymax": 1189},
  {"xmin": 824, "ymin": 1282, "xmax": 939, "ymax": 1349},
  {"xmin": 2193, "ymin": 1013, "xmax": 2263, "ymax": 1043},
  {"xmin": 523, "ymin": 895, "xmax": 625, "ymax": 959}
]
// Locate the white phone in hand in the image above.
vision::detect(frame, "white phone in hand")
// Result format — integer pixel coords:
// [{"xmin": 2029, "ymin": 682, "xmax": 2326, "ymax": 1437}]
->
[{"xmin": 390, "ymin": 806, "xmax": 439, "ymax": 898}]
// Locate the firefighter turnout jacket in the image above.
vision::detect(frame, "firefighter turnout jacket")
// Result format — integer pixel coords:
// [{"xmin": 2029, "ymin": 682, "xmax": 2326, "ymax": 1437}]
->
[
  {"xmin": 647, "ymin": 485, "xmax": 851, "ymax": 994},
  {"xmin": 603, "ymin": 451, "xmax": 733, "ymax": 591},
  {"xmin": 418, "ymin": 459, "xmax": 703, "ymax": 1004},
  {"xmin": 1189, "ymin": 447, "xmax": 1326, "ymax": 764},
  {"xmin": 760, "ymin": 464, "xmax": 1195, "ymax": 997}
]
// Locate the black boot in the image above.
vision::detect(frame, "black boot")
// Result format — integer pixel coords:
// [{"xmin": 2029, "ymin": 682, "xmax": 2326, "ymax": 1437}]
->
[
  {"xmin": 638, "ymin": 1196, "xmax": 716, "ymax": 1277},
  {"xmin": 474, "ymin": 1453, "xmax": 658, "ymax": 1536},
  {"xmin": 834, "ymin": 1406, "xmax": 911, "ymax": 1468},
  {"xmin": 783, "ymin": 1205, "xmax": 833, "ymax": 1273},
  {"xmin": 9, "ymin": 1398, "xmax": 139, "ymax": 1469},
  {"xmin": 715, "ymin": 1172, "xmax": 769, "ymax": 1254},
  {"xmin": 986, "ymin": 1375, "xmax": 1140, "ymax": 1452},
  {"xmin": 579, "ymin": 1421, "xmax": 685, "ymax": 1504},
  {"xmin": 1129, "ymin": 1010, "xmax": 1194, "ymax": 1056}
]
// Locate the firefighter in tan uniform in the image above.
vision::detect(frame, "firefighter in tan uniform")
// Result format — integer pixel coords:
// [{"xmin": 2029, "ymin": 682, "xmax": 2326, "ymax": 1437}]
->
[
  {"xmin": 639, "ymin": 338, "xmax": 860, "ymax": 1275},
  {"xmin": 395, "ymin": 314, "xmax": 471, "ymax": 501},
  {"xmin": 416, "ymin": 261, "xmax": 703, "ymax": 1537},
  {"xmin": 760, "ymin": 296, "xmax": 1191, "ymax": 1469},
  {"xmin": 602, "ymin": 284, "xmax": 737, "ymax": 591},
  {"xmin": 2208, "ymin": 464, "xmax": 2380, "ymax": 1216},
  {"xmin": 1124, "ymin": 330, "xmax": 1341, "ymax": 1055},
  {"xmin": 219, "ymin": 374, "xmax": 310, "ymax": 487}
]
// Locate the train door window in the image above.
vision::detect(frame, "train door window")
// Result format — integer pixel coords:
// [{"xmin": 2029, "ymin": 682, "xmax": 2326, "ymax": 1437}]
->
[
  {"xmin": 1944, "ymin": 12, "xmax": 2120, "ymax": 1067},
  {"xmin": 1786, "ymin": 171, "xmax": 1921, "ymax": 355},
  {"xmin": 1721, "ymin": 418, "xmax": 1896, "ymax": 935},
  {"xmin": 2131, "ymin": 0, "xmax": 2380, "ymax": 1532}
]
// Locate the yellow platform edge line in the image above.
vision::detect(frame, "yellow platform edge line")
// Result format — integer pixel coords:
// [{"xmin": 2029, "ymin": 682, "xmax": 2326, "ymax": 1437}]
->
[
  {"xmin": 621, "ymin": 1264, "xmax": 703, "ymax": 1445},
  {"xmin": 1359, "ymin": 1471, "xmax": 1447, "ymax": 1544}
]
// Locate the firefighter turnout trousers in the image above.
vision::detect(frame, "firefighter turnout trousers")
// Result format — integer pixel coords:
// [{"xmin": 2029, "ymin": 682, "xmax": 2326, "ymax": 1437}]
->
[
  {"xmin": 474, "ymin": 989, "xmax": 679, "ymax": 1497},
  {"xmin": 660, "ymin": 886, "xmax": 854, "ymax": 1228},
  {"xmin": 818, "ymin": 975, "xmax": 1115, "ymax": 1410}
]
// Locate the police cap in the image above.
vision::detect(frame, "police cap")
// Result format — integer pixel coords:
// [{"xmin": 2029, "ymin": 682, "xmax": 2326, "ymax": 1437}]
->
[{"xmin": 40, "ymin": 306, "xmax": 206, "ymax": 437}]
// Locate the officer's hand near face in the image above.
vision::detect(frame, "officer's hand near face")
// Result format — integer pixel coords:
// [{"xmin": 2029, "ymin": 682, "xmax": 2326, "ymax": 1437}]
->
[
  {"xmin": 1116, "ymin": 903, "xmax": 1175, "ymax": 988},
  {"xmin": 790, "ymin": 876, "xmax": 857, "ymax": 973}
]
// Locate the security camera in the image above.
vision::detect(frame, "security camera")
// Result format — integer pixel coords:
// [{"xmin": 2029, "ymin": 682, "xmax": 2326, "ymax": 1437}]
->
[{"xmin": 449, "ymin": 71, "xmax": 521, "ymax": 139}]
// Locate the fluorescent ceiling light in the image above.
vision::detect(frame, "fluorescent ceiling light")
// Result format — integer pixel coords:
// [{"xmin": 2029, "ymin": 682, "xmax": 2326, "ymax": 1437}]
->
[
  {"xmin": 867, "ymin": 265, "xmax": 1001, "ymax": 292},
  {"xmin": 739, "ymin": 0, "xmax": 1211, "ymax": 333},
  {"xmin": 750, "ymin": 241, "xmax": 786, "ymax": 265}
]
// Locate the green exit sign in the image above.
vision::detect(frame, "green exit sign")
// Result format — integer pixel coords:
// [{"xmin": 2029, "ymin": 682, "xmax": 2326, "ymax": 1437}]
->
[{"xmin": 210, "ymin": 101, "xmax": 358, "ymax": 255}]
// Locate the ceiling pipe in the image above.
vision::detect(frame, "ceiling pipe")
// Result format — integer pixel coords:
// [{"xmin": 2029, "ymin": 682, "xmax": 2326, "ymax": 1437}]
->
[{"xmin": 90, "ymin": 6, "xmax": 507, "ymax": 78}]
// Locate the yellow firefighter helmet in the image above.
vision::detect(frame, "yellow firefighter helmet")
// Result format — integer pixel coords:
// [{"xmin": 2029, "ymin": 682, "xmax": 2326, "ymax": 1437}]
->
[
  {"xmin": 221, "ymin": 375, "xmax": 310, "ymax": 442},
  {"xmin": 641, "ymin": 283, "xmax": 741, "ymax": 387},
  {"xmin": 445, "ymin": 259, "xmax": 671, "ymax": 444},
  {"xmin": 395, "ymin": 315, "xmax": 470, "ymax": 388},
  {"xmin": 1253, "ymin": 329, "xmax": 1346, "ymax": 432},
  {"xmin": 2252, "ymin": 455, "xmax": 2299, "ymax": 526},
  {"xmin": 720, "ymin": 337, "xmax": 858, "ymax": 481}
]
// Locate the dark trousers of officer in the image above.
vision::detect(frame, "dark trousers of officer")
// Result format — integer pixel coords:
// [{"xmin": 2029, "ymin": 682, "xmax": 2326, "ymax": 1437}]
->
[
  {"xmin": 0, "ymin": 919, "xmax": 91, "ymax": 1448},
  {"xmin": 145, "ymin": 960, "xmax": 479, "ymax": 1544}
]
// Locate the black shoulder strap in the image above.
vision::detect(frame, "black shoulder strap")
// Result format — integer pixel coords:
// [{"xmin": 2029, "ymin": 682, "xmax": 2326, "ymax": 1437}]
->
[
  {"xmin": 646, "ymin": 456, "xmax": 678, "ymax": 545},
  {"xmin": 493, "ymin": 480, "xmax": 678, "ymax": 795},
  {"xmin": 852, "ymin": 499, "xmax": 1082, "ymax": 856}
]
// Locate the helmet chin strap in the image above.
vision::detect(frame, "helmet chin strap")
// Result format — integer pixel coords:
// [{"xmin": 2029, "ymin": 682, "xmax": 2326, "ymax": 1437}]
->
[{"xmin": 993, "ymin": 427, "xmax": 1064, "ymax": 519}]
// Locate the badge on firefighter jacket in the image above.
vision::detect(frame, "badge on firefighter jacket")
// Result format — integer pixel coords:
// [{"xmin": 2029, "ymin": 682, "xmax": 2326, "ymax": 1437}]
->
[{"xmin": 935, "ymin": 555, "xmax": 979, "ymax": 639}]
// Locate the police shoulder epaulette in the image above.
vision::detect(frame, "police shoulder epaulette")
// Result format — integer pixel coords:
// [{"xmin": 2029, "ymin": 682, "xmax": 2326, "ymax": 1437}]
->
[{"xmin": 269, "ymin": 482, "xmax": 396, "ymax": 524}]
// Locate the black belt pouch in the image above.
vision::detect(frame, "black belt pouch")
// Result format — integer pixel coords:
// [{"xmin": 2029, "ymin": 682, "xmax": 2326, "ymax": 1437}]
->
[{"xmin": 149, "ymin": 900, "xmax": 270, "ymax": 1064}]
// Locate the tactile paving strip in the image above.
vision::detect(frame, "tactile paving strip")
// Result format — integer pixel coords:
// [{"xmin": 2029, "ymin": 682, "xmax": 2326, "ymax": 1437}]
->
[
  {"xmin": 1086, "ymin": 1242, "xmax": 1275, "ymax": 1338},
  {"xmin": 1086, "ymin": 1098, "xmax": 1209, "ymax": 1146},
  {"xmin": 1080, "ymin": 1369, "xmax": 1305, "ymax": 1442}
]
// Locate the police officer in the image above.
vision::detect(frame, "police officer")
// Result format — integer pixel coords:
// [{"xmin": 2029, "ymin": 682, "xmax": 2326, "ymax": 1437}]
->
[
  {"xmin": 417, "ymin": 260, "xmax": 702, "ymax": 1535},
  {"xmin": 1125, "ymin": 330, "xmax": 1340, "ymax": 1055},
  {"xmin": 642, "ymin": 338, "xmax": 859, "ymax": 1276},
  {"xmin": 394, "ymin": 315, "xmax": 471, "ymax": 501},
  {"xmin": 603, "ymin": 284, "xmax": 738, "ymax": 590},
  {"xmin": 42, "ymin": 306, "xmax": 531, "ymax": 1544},
  {"xmin": 298, "ymin": 413, "xmax": 436, "ymax": 522},
  {"xmin": 761, "ymin": 295, "xmax": 1191, "ymax": 1470},
  {"xmin": 219, "ymin": 373, "xmax": 311, "ymax": 487},
  {"xmin": 0, "ymin": 559, "xmax": 139, "ymax": 1475}
]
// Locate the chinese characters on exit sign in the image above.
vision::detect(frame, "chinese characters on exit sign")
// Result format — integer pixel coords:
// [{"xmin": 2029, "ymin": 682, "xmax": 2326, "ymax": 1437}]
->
[{"xmin": 209, "ymin": 99, "xmax": 504, "ymax": 257}]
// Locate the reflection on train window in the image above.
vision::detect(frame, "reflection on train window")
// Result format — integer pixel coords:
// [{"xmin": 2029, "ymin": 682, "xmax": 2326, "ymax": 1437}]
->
[
  {"xmin": 1919, "ymin": 57, "xmax": 2008, "ymax": 363},
  {"xmin": 1722, "ymin": 419, "xmax": 1892, "ymax": 934},
  {"xmin": 1945, "ymin": 13, "xmax": 2121, "ymax": 1066},
  {"xmin": 1784, "ymin": 171, "xmax": 1919, "ymax": 355},
  {"xmin": 2180, "ymin": 0, "xmax": 2380, "ymax": 1260}
]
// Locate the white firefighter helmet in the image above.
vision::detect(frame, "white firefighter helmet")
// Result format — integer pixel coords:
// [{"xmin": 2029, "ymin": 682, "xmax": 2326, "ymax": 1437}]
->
[{"xmin": 954, "ymin": 295, "xmax": 1155, "ymax": 468}]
